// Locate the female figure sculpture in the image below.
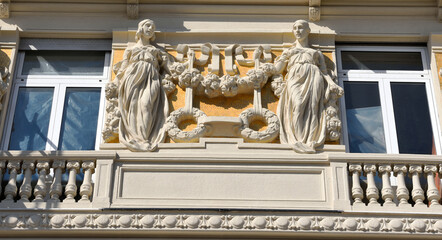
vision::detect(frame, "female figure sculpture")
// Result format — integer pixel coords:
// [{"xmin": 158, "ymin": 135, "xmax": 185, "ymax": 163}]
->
[
  {"xmin": 115, "ymin": 19, "xmax": 169, "ymax": 151},
  {"xmin": 275, "ymin": 20, "xmax": 343, "ymax": 153}
]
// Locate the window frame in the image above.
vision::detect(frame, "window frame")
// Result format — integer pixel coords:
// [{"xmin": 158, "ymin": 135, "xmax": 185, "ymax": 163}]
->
[
  {"xmin": 1, "ymin": 50, "xmax": 111, "ymax": 151},
  {"xmin": 337, "ymin": 46, "xmax": 442, "ymax": 155}
]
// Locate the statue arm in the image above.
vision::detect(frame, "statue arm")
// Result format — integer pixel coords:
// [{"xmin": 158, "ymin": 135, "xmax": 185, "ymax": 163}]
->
[
  {"xmin": 274, "ymin": 50, "xmax": 289, "ymax": 74},
  {"xmin": 159, "ymin": 50, "xmax": 173, "ymax": 76},
  {"xmin": 318, "ymin": 52, "xmax": 343, "ymax": 97}
]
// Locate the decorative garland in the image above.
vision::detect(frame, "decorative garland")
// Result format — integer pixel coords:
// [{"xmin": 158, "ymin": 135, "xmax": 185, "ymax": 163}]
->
[{"xmin": 165, "ymin": 107, "xmax": 207, "ymax": 143}]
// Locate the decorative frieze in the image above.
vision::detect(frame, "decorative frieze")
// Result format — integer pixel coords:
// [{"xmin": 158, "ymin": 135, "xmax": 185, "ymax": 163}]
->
[
  {"xmin": 0, "ymin": 212, "xmax": 441, "ymax": 236},
  {"xmin": 106, "ymin": 19, "xmax": 342, "ymax": 151}
]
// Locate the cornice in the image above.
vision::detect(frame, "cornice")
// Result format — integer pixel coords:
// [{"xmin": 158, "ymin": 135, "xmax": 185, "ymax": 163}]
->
[{"xmin": 4, "ymin": 1, "xmax": 440, "ymax": 19}]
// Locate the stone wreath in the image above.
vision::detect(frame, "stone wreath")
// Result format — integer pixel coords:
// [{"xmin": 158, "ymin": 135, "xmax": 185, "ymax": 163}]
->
[
  {"xmin": 239, "ymin": 108, "xmax": 280, "ymax": 143},
  {"xmin": 165, "ymin": 107, "xmax": 207, "ymax": 143}
]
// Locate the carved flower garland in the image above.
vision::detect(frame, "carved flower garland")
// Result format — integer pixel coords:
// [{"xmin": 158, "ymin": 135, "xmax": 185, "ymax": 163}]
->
[{"xmin": 168, "ymin": 62, "xmax": 277, "ymax": 98}]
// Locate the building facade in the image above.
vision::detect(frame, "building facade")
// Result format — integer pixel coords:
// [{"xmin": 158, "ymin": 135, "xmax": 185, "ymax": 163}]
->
[{"xmin": 0, "ymin": 0, "xmax": 441, "ymax": 239}]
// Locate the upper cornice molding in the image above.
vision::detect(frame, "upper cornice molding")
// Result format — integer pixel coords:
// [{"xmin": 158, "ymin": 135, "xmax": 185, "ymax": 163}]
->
[{"xmin": 3, "ymin": 0, "xmax": 440, "ymax": 20}]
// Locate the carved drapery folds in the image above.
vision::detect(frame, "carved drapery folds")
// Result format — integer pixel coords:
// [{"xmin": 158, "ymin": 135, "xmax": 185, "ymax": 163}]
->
[
  {"xmin": 105, "ymin": 19, "xmax": 343, "ymax": 152},
  {"xmin": 111, "ymin": 19, "xmax": 170, "ymax": 152},
  {"xmin": 274, "ymin": 20, "xmax": 343, "ymax": 153}
]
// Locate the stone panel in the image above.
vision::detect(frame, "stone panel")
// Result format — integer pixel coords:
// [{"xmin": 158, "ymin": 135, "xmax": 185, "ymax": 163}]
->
[{"xmin": 113, "ymin": 164, "xmax": 329, "ymax": 209}]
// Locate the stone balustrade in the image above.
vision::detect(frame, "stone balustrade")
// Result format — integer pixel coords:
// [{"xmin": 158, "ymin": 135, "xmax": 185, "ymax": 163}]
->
[
  {"xmin": 348, "ymin": 163, "xmax": 442, "ymax": 208},
  {"xmin": 0, "ymin": 159, "xmax": 95, "ymax": 203},
  {"xmin": 0, "ymin": 145, "xmax": 441, "ymax": 216},
  {"xmin": 0, "ymin": 151, "xmax": 115, "ymax": 207}
]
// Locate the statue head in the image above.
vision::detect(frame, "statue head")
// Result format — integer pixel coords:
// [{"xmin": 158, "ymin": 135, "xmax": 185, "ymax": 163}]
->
[
  {"xmin": 292, "ymin": 20, "xmax": 311, "ymax": 42},
  {"xmin": 135, "ymin": 19, "xmax": 156, "ymax": 42}
]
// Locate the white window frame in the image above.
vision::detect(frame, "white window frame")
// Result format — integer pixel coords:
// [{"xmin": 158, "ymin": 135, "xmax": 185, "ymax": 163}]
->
[
  {"xmin": 337, "ymin": 46, "xmax": 442, "ymax": 155},
  {"xmin": 1, "ymin": 50, "xmax": 111, "ymax": 151}
]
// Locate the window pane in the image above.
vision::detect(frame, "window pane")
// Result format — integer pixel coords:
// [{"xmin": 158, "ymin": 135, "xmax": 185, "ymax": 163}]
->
[
  {"xmin": 22, "ymin": 50, "xmax": 106, "ymax": 76},
  {"xmin": 58, "ymin": 88, "xmax": 101, "ymax": 150},
  {"xmin": 341, "ymin": 51, "xmax": 423, "ymax": 71},
  {"xmin": 344, "ymin": 82, "xmax": 387, "ymax": 153},
  {"xmin": 8, "ymin": 87, "xmax": 53, "ymax": 150},
  {"xmin": 391, "ymin": 82, "xmax": 434, "ymax": 154}
]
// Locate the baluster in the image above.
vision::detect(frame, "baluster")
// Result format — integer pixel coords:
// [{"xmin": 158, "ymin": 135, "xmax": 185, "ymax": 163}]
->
[
  {"xmin": 33, "ymin": 161, "xmax": 50, "ymax": 202},
  {"xmin": 378, "ymin": 164, "xmax": 394, "ymax": 206},
  {"xmin": 348, "ymin": 163, "xmax": 364, "ymax": 205},
  {"xmin": 49, "ymin": 160, "xmax": 65, "ymax": 202},
  {"xmin": 0, "ymin": 160, "xmax": 6, "ymax": 195},
  {"xmin": 64, "ymin": 161, "xmax": 80, "ymax": 203},
  {"xmin": 79, "ymin": 161, "xmax": 95, "ymax": 202},
  {"xmin": 424, "ymin": 164, "xmax": 441, "ymax": 207},
  {"xmin": 393, "ymin": 164, "xmax": 410, "ymax": 206},
  {"xmin": 4, "ymin": 160, "xmax": 21, "ymax": 202},
  {"xmin": 409, "ymin": 164, "xmax": 425, "ymax": 207},
  {"xmin": 19, "ymin": 160, "xmax": 35, "ymax": 202},
  {"xmin": 364, "ymin": 164, "xmax": 380, "ymax": 206}
]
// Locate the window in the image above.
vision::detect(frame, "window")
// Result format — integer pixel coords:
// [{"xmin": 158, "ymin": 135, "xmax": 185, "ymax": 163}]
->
[
  {"xmin": 2, "ymin": 47, "xmax": 110, "ymax": 151},
  {"xmin": 337, "ymin": 47, "xmax": 441, "ymax": 155}
]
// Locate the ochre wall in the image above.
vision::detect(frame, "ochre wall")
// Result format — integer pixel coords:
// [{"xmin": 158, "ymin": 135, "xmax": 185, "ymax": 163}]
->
[
  {"xmin": 435, "ymin": 53, "xmax": 442, "ymax": 90},
  {"xmin": 0, "ymin": 48, "xmax": 12, "ymax": 69}
]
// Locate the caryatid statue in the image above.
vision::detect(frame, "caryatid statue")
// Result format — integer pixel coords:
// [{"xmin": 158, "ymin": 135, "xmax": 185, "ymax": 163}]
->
[
  {"xmin": 115, "ymin": 19, "xmax": 170, "ymax": 151},
  {"xmin": 274, "ymin": 20, "xmax": 343, "ymax": 153}
]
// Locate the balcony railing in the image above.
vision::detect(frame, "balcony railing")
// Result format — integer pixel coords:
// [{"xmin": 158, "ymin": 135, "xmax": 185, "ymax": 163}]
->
[
  {"xmin": 0, "ymin": 151, "xmax": 115, "ymax": 207},
  {"xmin": 348, "ymin": 163, "xmax": 441, "ymax": 208},
  {"xmin": 0, "ymin": 145, "xmax": 441, "ymax": 213}
]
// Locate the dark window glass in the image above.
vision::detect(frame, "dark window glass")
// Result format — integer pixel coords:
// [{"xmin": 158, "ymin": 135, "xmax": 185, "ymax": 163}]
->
[
  {"xmin": 8, "ymin": 87, "xmax": 54, "ymax": 150},
  {"xmin": 22, "ymin": 50, "xmax": 106, "ymax": 76},
  {"xmin": 341, "ymin": 51, "xmax": 423, "ymax": 71},
  {"xmin": 391, "ymin": 82, "xmax": 434, "ymax": 154},
  {"xmin": 344, "ymin": 82, "xmax": 386, "ymax": 153},
  {"xmin": 58, "ymin": 88, "xmax": 101, "ymax": 150}
]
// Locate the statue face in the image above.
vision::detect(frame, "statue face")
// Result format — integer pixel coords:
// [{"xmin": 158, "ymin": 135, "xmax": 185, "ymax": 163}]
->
[
  {"xmin": 293, "ymin": 22, "xmax": 309, "ymax": 41},
  {"xmin": 141, "ymin": 22, "xmax": 155, "ymax": 39}
]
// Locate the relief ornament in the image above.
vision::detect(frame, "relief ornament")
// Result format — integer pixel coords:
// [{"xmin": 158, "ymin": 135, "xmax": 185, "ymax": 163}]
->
[{"xmin": 274, "ymin": 20, "xmax": 343, "ymax": 153}]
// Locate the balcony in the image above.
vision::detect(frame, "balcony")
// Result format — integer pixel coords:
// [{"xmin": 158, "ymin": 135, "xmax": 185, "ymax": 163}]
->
[{"xmin": 0, "ymin": 138, "xmax": 441, "ymax": 238}]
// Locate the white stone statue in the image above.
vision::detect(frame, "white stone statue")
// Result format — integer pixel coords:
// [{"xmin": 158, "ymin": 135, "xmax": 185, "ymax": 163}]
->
[
  {"xmin": 115, "ymin": 19, "xmax": 170, "ymax": 151},
  {"xmin": 275, "ymin": 20, "xmax": 343, "ymax": 153}
]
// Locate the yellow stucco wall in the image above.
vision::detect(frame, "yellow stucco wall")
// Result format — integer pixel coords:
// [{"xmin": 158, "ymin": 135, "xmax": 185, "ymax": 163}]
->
[
  {"xmin": 0, "ymin": 48, "xmax": 12, "ymax": 68},
  {"xmin": 435, "ymin": 53, "xmax": 442, "ymax": 90},
  {"xmin": 111, "ymin": 49, "xmax": 125, "ymax": 81}
]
